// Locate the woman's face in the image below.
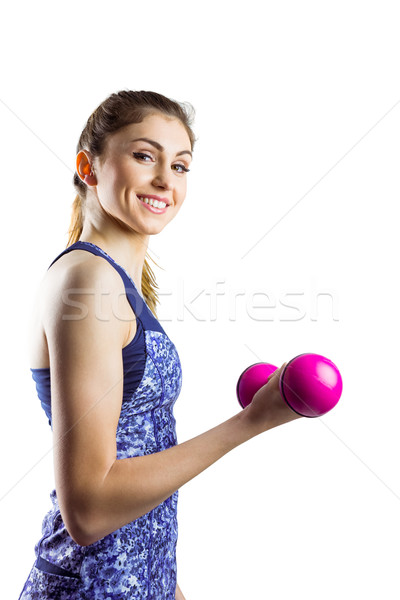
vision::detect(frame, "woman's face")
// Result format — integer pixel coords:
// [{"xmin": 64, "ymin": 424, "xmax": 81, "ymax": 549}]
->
[{"xmin": 80, "ymin": 112, "xmax": 192, "ymax": 236}]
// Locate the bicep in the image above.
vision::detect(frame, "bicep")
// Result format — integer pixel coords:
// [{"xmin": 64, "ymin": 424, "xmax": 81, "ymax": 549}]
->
[{"xmin": 43, "ymin": 262, "xmax": 127, "ymax": 538}]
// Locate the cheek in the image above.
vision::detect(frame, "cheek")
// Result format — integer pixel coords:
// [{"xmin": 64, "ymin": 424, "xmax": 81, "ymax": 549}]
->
[
  {"xmin": 103, "ymin": 165, "xmax": 139, "ymax": 198},
  {"xmin": 99, "ymin": 166, "xmax": 120, "ymax": 194},
  {"xmin": 178, "ymin": 180, "xmax": 187, "ymax": 201}
]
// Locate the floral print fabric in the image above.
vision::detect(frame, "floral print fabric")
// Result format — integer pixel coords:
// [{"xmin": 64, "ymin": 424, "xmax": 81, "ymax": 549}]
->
[{"xmin": 18, "ymin": 328, "xmax": 182, "ymax": 599}]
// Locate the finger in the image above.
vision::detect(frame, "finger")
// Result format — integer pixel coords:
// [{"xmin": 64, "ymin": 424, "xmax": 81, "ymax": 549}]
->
[
  {"xmin": 267, "ymin": 362, "xmax": 287, "ymax": 383},
  {"xmin": 277, "ymin": 362, "xmax": 287, "ymax": 375}
]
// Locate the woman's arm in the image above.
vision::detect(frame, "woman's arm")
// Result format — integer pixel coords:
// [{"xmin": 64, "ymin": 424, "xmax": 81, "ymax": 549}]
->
[
  {"xmin": 77, "ymin": 363, "xmax": 298, "ymax": 546},
  {"xmin": 176, "ymin": 582, "xmax": 186, "ymax": 600},
  {"xmin": 44, "ymin": 259, "xmax": 300, "ymax": 547}
]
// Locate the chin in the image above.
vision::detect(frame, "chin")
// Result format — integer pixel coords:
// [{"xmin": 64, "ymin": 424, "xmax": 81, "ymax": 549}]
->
[{"xmin": 136, "ymin": 222, "xmax": 167, "ymax": 236}]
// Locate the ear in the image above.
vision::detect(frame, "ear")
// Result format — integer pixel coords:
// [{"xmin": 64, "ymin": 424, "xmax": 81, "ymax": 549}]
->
[{"xmin": 76, "ymin": 150, "xmax": 97, "ymax": 185}]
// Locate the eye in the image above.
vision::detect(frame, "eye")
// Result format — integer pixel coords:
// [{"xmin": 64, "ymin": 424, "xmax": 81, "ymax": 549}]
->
[
  {"xmin": 173, "ymin": 163, "xmax": 190, "ymax": 174},
  {"xmin": 133, "ymin": 152, "xmax": 152, "ymax": 162},
  {"xmin": 133, "ymin": 152, "xmax": 190, "ymax": 173}
]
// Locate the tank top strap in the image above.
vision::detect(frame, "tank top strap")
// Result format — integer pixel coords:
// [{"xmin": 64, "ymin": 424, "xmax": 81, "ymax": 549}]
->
[{"xmin": 48, "ymin": 241, "xmax": 165, "ymax": 333}]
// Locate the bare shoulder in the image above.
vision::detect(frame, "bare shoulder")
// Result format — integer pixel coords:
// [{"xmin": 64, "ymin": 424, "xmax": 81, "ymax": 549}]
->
[
  {"xmin": 43, "ymin": 249, "xmax": 124, "ymax": 300},
  {"xmin": 43, "ymin": 249, "xmax": 134, "ymax": 334},
  {"xmin": 29, "ymin": 249, "xmax": 135, "ymax": 368}
]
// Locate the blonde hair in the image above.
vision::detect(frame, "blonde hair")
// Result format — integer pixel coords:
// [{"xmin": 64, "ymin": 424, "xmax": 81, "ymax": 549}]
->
[{"xmin": 68, "ymin": 89, "xmax": 197, "ymax": 318}]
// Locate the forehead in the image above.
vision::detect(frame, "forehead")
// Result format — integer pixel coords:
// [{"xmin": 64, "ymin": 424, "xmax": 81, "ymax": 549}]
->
[{"xmin": 108, "ymin": 113, "xmax": 191, "ymax": 151}]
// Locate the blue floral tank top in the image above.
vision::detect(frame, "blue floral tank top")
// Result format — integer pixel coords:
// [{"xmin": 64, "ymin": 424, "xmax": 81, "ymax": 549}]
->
[{"xmin": 18, "ymin": 241, "xmax": 183, "ymax": 600}]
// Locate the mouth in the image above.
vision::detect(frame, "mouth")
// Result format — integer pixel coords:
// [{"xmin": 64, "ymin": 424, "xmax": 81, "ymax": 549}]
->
[{"xmin": 136, "ymin": 194, "xmax": 170, "ymax": 214}]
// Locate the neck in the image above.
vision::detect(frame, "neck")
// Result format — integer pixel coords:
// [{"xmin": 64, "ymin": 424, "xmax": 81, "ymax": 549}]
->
[{"xmin": 79, "ymin": 223, "xmax": 150, "ymax": 296}]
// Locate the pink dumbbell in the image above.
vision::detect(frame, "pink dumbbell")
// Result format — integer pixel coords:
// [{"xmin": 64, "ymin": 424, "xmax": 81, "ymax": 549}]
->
[{"xmin": 236, "ymin": 353, "xmax": 343, "ymax": 417}]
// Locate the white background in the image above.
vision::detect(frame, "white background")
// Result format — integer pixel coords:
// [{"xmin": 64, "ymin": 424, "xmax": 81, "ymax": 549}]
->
[{"xmin": 1, "ymin": 1, "xmax": 399, "ymax": 598}]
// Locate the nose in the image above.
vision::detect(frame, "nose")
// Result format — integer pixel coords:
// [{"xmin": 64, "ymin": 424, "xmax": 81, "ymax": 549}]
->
[{"xmin": 152, "ymin": 162, "xmax": 174, "ymax": 190}]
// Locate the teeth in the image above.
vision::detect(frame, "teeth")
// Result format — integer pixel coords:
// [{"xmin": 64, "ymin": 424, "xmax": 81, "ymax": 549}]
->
[{"xmin": 140, "ymin": 196, "xmax": 167, "ymax": 209}]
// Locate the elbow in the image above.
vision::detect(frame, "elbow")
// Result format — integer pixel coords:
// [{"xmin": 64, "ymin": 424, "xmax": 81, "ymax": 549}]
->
[
  {"xmin": 68, "ymin": 520, "xmax": 95, "ymax": 547},
  {"xmin": 69, "ymin": 527, "xmax": 90, "ymax": 548},
  {"xmin": 68, "ymin": 517, "xmax": 99, "ymax": 547},
  {"xmin": 62, "ymin": 502, "xmax": 100, "ymax": 547},
  {"xmin": 57, "ymin": 474, "xmax": 112, "ymax": 547}
]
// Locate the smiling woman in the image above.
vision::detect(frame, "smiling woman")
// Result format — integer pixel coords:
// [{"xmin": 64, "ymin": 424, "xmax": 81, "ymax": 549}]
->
[
  {"xmin": 18, "ymin": 89, "xmax": 301, "ymax": 600},
  {"xmin": 18, "ymin": 90, "xmax": 197, "ymax": 600}
]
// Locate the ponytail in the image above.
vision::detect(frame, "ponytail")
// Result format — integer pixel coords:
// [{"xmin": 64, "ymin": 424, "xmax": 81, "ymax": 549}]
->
[{"xmin": 66, "ymin": 195, "xmax": 83, "ymax": 247}]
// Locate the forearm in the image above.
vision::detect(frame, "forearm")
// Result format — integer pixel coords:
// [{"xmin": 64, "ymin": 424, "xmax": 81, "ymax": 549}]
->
[{"xmin": 79, "ymin": 408, "xmax": 264, "ymax": 545}]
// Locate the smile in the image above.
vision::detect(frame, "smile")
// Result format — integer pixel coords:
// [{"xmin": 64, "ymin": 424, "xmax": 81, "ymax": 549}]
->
[{"xmin": 137, "ymin": 195, "xmax": 169, "ymax": 214}]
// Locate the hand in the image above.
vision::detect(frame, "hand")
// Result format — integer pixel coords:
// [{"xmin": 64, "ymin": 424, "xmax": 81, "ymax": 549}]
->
[{"xmin": 242, "ymin": 362, "xmax": 302, "ymax": 434}]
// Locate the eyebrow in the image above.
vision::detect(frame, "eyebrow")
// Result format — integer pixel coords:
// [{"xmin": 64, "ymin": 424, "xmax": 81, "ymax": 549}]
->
[{"xmin": 129, "ymin": 137, "xmax": 192, "ymax": 158}]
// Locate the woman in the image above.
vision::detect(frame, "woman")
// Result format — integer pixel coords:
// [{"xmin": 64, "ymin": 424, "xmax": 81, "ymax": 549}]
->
[{"xmin": 18, "ymin": 90, "xmax": 301, "ymax": 600}]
